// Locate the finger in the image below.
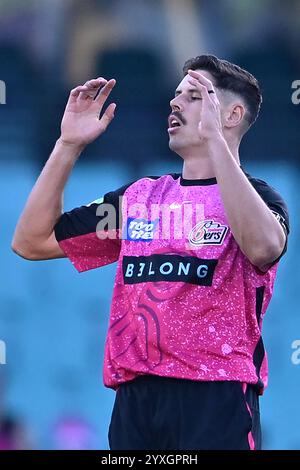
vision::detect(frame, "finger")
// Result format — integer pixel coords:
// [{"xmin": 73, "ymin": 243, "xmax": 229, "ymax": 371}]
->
[
  {"xmin": 93, "ymin": 83, "xmax": 106, "ymax": 101},
  {"xmin": 188, "ymin": 77, "xmax": 215, "ymax": 106},
  {"xmin": 187, "ymin": 70, "xmax": 220, "ymax": 105},
  {"xmin": 93, "ymin": 79, "xmax": 116, "ymax": 106},
  {"xmin": 78, "ymin": 80, "xmax": 107, "ymax": 101},
  {"xmin": 199, "ymin": 83, "xmax": 213, "ymax": 102},
  {"xmin": 188, "ymin": 69, "xmax": 215, "ymax": 91},
  {"xmin": 67, "ymin": 85, "xmax": 90, "ymax": 105},
  {"xmin": 85, "ymin": 78, "xmax": 107, "ymax": 88},
  {"xmin": 98, "ymin": 102, "xmax": 117, "ymax": 130},
  {"xmin": 78, "ymin": 78, "xmax": 108, "ymax": 101}
]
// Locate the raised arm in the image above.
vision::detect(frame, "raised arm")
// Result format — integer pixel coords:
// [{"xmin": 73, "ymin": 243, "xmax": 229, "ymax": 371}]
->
[
  {"xmin": 12, "ymin": 77, "xmax": 116, "ymax": 260},
  {"xmin": 187, "ymin": 69, "xmax": 286, "ymax": 271}
]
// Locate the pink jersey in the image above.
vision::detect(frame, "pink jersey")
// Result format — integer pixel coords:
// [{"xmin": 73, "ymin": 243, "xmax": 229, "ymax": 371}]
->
[{"xmin": 54, "ymin": 173, "xmax": 289, "ymax": 392}]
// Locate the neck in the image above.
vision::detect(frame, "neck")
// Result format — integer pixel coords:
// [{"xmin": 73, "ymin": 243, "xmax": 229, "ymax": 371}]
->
[{"xmin": 181, "ymin": 137, "xmax": 240, "ymax": 179}]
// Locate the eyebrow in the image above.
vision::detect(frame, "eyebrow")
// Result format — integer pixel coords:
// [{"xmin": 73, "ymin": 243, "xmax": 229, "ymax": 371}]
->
[{"xmin": 174, "ymin": 88, "xmax": 200, "ymax": 96}]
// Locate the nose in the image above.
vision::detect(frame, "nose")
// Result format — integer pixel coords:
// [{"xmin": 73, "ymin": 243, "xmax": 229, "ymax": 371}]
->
[{"xmin": 170, "ymin": 95, "xmax": 182, "ymax": 112}]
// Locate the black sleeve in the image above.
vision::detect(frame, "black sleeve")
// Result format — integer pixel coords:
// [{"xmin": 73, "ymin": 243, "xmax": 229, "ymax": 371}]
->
[
  {"xmin": 54, "ymin": 181, "xmax": 132, "ymax": 272},
  {"xmin": 247, "ymin": 175, "xmax": 290, "ymax": 261}
]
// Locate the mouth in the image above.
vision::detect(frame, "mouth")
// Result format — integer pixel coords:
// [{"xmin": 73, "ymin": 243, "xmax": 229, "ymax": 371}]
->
[{"xmin": 168, "ymin": 115, "xmax": 182, "ymax": 134}]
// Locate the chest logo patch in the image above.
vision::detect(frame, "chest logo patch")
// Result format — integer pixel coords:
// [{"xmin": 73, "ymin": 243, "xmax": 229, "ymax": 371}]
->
[
  {"xmin": 189, "ymin": 220, "xmax": 228, "ymax": 247},
  {"xmin": 126, "ymin": 218, "xmax": 159, "ymax": 241}
]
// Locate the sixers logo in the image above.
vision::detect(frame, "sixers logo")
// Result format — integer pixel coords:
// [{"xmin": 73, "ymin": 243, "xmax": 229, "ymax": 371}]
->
[{"xmin": 189, "ymin": 220, "xmax": 228, "ymax": 247}]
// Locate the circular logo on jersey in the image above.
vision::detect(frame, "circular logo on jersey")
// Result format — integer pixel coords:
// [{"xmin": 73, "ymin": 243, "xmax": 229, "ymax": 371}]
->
[{"xmin": 189, "ymin": 220, "xmax": 228, "ymax": 247}]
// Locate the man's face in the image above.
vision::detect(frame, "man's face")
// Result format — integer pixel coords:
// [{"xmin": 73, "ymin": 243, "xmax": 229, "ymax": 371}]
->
[{"xmin": 168, "ymin": 69, "xmax": 220, "ymax": 155}]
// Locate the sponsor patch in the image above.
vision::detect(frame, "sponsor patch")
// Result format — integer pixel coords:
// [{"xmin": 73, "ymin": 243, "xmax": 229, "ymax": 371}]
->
[
  {"xmin": 126, "ymin": 218, "xmax": 159, "ymax": 241},
  {"xmin": 123, "ymin": 254, "xmax": 218, "ymax": 286},
  {"xmin": 189, "ymin": 220, "xmax": 228, "ymax": 247}
]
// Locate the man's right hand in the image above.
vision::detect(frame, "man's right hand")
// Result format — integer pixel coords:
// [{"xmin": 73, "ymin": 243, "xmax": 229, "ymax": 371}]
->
[
  {"xmin": 59, "ymin": 77, "xmax": 116, "ymax": 148},
  {"xmin": 12, "ymin": 77, "xmax": 117, "ymax": 261}
]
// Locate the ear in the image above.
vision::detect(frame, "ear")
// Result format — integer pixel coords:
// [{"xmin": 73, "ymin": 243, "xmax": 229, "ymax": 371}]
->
[{"xmin": 223, "ymin": 103, "xmax": 246, "ymax": 129}]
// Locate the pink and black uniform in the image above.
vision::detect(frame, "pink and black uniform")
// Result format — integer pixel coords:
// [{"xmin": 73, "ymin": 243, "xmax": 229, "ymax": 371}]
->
[{"xmin": 54, "ymin": 172, "xmax": 289, "ymax": 450}]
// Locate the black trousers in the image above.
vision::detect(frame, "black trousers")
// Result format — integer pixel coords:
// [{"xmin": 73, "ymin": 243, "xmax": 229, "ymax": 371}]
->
[{"xmin": 108, "ymin": 375, "xmax": 261, "ymax": 450}]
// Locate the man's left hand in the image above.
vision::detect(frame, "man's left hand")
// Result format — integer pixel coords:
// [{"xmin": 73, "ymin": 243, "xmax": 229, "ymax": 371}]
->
[{"xmin": 188, "ymin": 69, "xmax": 224, "ymax": 142}]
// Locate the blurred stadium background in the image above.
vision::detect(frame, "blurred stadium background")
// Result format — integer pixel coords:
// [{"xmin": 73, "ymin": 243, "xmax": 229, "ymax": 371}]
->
[{"xmin": 0, "ymin": 0, "xmax": 299, "ymax": 450}]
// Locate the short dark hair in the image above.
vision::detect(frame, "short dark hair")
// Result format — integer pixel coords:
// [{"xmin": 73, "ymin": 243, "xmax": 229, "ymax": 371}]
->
[{"xmin": 183, "ymin": 54, "xmax": 262, "ymax": 129}]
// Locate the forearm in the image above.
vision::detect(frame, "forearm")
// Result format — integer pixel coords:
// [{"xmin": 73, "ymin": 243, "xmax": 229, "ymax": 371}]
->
[
  {"xmin": 207, "ymin": 135, "xmax": 286, "ymax": 267},
  {"xmin": 12, "ymin": 139, "xmax": 83, "ymax": 254}
]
